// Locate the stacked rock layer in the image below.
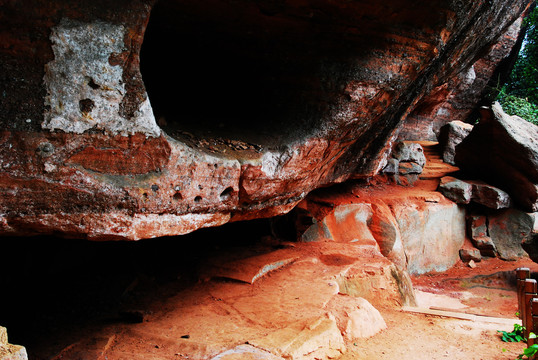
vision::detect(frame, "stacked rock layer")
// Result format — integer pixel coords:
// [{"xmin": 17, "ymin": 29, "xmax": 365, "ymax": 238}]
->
[{"xmin": 0, "ymin": 0, "xmax": 532, "ymax": 239}]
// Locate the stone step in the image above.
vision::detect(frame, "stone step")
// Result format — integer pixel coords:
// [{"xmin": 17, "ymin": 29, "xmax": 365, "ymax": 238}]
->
[{"xmin": 414, "ymin": 141, "xmax": 459, "ymax": 179}]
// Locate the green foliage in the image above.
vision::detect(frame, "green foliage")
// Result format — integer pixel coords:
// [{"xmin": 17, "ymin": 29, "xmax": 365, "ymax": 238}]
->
[
  {"xmin": 498, "ymin": 323, "xmax": 526, "ymax": 342},
  {"xmin": 514, "ymin": 332, "xmax": 538, "ymax": 359},
  {"xmin": 497, "ymin": 89, "xmax": 538, "ymax": 125},
  {"xmin": 498, "ymin": 4, "xmax": 538, "ymax": 126},
  {"xmin": 518, "ymin": 344, "xmax": 538, "ymax": 359},
  {"xmin": 504, "ymin": 5, "xmax": 538, "ymax": 104}
]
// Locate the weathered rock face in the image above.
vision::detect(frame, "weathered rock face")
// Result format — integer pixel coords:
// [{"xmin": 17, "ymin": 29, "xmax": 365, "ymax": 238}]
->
[
  {"xmin": 0, "ymin": 326, "xmax": 28, "ymax": 360},
  {"xmin": 522, "ymin": 214, "xmax": 538, "ymax": 262},
  {"xmin": 389, "ymin": 196, "xmax": 466, "ymax": 274},
  {"xmin": 466, "ymin": 209, "xmax": 536, "ymax": 260},
  {"xmin": 438, "ymin": 121, "xmax": 474, "ymax": 165},
  {"xmin": 488, "ymin": 209, "xmax": 534, "ymax": 260},
  {"xmin": 455, "ymin": 103, "xmax": 538, "ymax": 212},
  {"xmin": 298, "ymin": 190, "xmax": 465, "ymax": 275},
  {"xmin": 398, "ymin": 15, "xmax": 526, "ymax": 141},
  {"xmin": 0, "ymin": 0, "xmax": 532, "ymax": 240},
  {"xmin": 465, "ymin": 209, "xmax": 538, "ymax": 260},
  {"xmin": 467, "ymin": 214, "xmax": 497, "ymax": 257},
  {"xmin": 439, "ymin": 176, "xmax": 512, "ymax": 209}
]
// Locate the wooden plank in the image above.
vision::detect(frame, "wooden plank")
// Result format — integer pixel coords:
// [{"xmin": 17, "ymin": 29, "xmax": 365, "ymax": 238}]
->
[
  {"xmin": 401, "ymin": 306, "xmax": 521, "ymax": 326},
  {"xmin": 429, "ymin": 306, "xmax": 515, "ymax": 319}
]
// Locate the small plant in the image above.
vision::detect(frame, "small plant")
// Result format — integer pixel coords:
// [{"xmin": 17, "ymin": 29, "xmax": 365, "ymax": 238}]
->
[
  {"xmin": 498, "ymin": 323, "xmax": 526, "ymax": 342},
  {"xmin": 517, "ymin": 333, "xmax": 538, "ymax": 359}
]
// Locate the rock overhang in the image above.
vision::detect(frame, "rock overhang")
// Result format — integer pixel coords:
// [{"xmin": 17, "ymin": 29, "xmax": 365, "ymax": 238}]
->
[{"xmin": 0, "ymin": 0, "xmax": 533, "ymax": 240}]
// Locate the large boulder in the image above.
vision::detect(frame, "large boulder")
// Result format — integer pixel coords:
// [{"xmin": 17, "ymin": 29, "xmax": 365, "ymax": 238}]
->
[
  {"xmin": 300, "ymin": 196, "xmax": 466, "ymax": 275},
  {"xmin": 466, "ymin": 210, "xmax": 536, "ymax": 260},
  {"xmin": 488, "ymin": 209, "xmax": 535, "ymax": 261},
  {"xmin": 0, "ymin": 0, "xmax": 532, "ymax": 240},
  {"xmin": 438, "ymin": 176, "xmax": 513, "ymax": 211},
  {"xmin": 438, "ymin": 121, "xmax": 474, "ymax": 165},
  {"xmin": 438, "ymin": 176, "xmax": 473, "ymax": 204},
  {"xmin": 388, "ymin": 197, "xmax": 466, "ymax": 275},
  {"xmin": 438, "ymin": 176, "xmax": 512, "ymax": 209},
  {"xmin": 455, "ymin": 103, "xmax": 538, "ymax": 212},
  {"xmin": 471, "ymin": 181, "xmax": 512, "ymax": 209}
]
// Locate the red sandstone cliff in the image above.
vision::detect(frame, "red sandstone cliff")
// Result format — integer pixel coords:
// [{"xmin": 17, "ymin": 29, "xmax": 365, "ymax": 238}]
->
[{"xmin": 0, "ymin": 0, "xmax": 533, "ymax": 240}]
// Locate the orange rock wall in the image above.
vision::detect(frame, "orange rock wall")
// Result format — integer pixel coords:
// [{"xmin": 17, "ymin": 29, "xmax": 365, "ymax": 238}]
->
[{"xmin": 0, "ymin": 0, "xmax": 532, "ymax": 239}]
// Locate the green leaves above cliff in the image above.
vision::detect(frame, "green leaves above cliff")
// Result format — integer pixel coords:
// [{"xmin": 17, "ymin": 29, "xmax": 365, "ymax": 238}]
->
[
  {"xmin": 498, "ymin": 3, "xmax": 538, "ymax": 124},
  {"xmin": 498, "ymin": 89, "xmax": 538, "ymax": 125}
]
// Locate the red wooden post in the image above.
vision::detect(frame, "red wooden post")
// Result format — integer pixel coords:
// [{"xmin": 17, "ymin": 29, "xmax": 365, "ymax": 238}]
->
[
  {"xmin": 518, "ymin": 268, "xmax": 531, "ymax": 319},
  {"xmin": 525, "ymin": 279, "xmax": 538, "ymax": 340},
  {"xmin": 530, "ymin": 298, "xmax": 538, "ymax": 360}
]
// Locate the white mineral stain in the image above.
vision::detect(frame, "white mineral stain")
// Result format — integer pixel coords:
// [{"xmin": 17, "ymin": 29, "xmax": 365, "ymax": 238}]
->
[{"xmin": 43, "ymin": 19, "xmax": 160, "ymax": 137}]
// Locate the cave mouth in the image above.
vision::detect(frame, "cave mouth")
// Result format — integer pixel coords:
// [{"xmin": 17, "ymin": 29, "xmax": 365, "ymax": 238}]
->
[
  {"xmin": 140, "ymin": 1, "xmax": 348, "ymax": 151},
  {"xmin": 0, "ymin": 218, "xmax": 277, "ymax": 358}
]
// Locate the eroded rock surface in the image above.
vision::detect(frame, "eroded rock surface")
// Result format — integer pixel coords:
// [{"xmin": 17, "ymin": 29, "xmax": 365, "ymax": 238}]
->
[
  {"xmin": 0, "ymin": 0, "xmax": 532, "ymax": 239},
  {"xmin": 455, "ymin": 103, "xmax": 538, "ymax": 212},
  {"xmin": 465, "ymin": 209, "xmax": 537, "ymax": 260},
  {"xmin": 438, "ymin": 121, "xmax": 474, "ymax": 165},
  {"xmin": 0, "ymin": 327, "xmax": 28, "ymax": 360},
  {"xmin": 389, "ymin": 195, "xmax": 465, "ymax": 274},
  {"xmin": 399, "ymin": 16, "xmax": 526, "ymax": 141},
  {"xmin": 297, "ymin": 180, "xmax": 465, "ymax": 276},
  {"xmin": 439, "ymin": 176, "xmax": 512, "ymax": 209},
  {"xmin": 488, "ymin": 209, "xmax": 535, "ymax": 261}
]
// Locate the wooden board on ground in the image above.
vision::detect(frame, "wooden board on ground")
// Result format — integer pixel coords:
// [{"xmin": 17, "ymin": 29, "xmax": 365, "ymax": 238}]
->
[{"xmin": 401, "ymin": 306, "xmax": 521, "ymax": 326}]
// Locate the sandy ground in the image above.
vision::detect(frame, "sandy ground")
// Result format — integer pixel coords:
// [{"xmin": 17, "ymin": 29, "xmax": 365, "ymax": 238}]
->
[
  {"xmin": 1, "ymin": 228, "xmax": 537, "ymax": 360},
  {"xmin": 340, "ymin": 309, "xmax": 526, "ymax": 360},
  {"xmin": 341, "ymin": 257, "xmax": 538, "ymax": 360}
]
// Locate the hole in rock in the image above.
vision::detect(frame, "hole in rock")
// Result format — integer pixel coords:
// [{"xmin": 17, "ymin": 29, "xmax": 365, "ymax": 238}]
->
[
  {"xmin": 140, "ymin": 1, "xmax": 367, "ymax": 152},
  {"xmin": 79, "ymin": 98, "xmax": 95, "ymax": 114},
  {"xmin": 86, "ymin": 77, "xmax": 100, "ymax": 90},
  {"xmin": 219, "ymin": 186, "xmax": 234, "ymax": 201}
]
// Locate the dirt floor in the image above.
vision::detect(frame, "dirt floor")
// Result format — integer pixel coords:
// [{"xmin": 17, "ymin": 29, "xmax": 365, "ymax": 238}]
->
[
  {"xmin": 1, "ymin": 228, "xmax": 537, "ymax": 360},
  {"xmin": 342, "ymin": 257, "xmax": 538, "ymax": 360}
]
